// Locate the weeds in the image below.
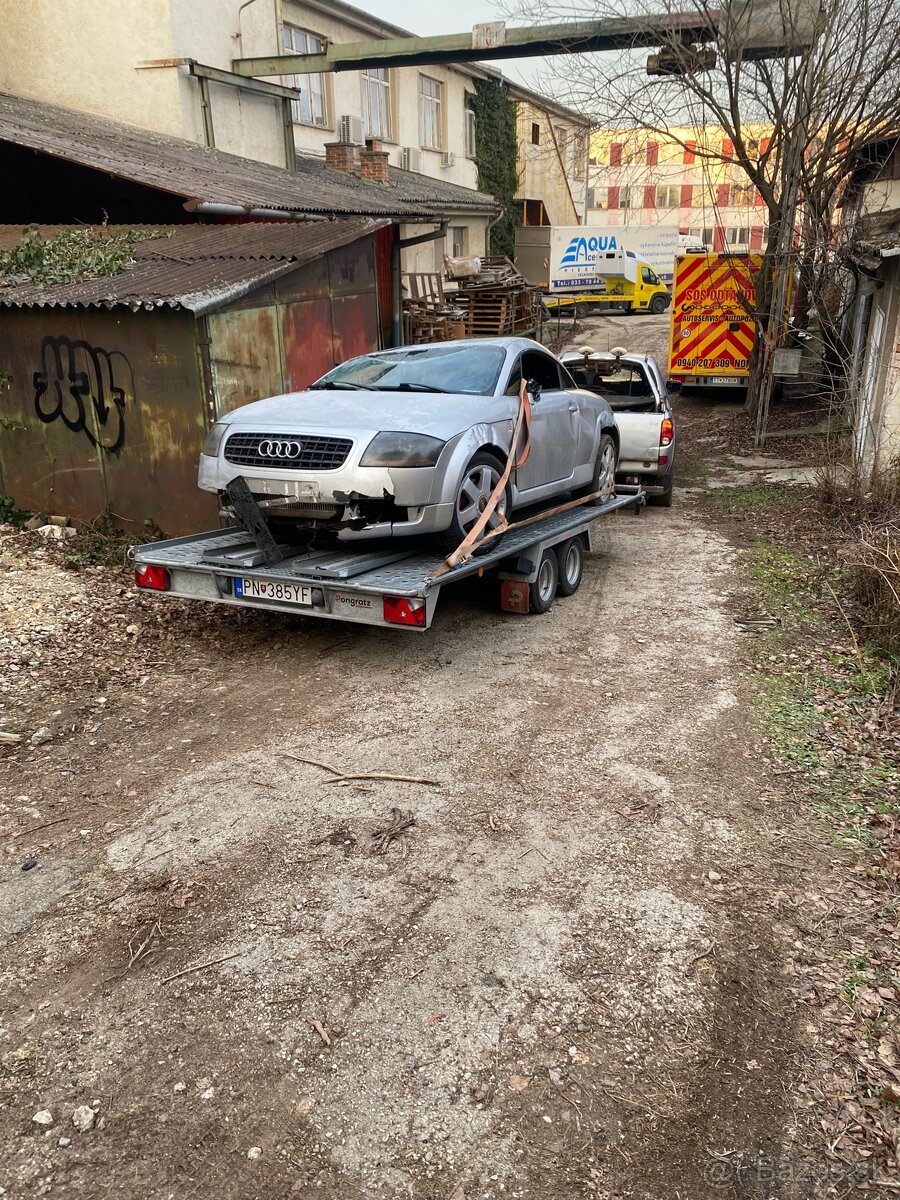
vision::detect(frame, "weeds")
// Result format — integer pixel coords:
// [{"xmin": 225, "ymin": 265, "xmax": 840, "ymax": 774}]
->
[
  {"xmin": 0, "ymin": 495, "xmax": 31, "ymax": 529},
  {"xmin": 713, "ymin": 485, "xmax": 795, "ymax": 515}
]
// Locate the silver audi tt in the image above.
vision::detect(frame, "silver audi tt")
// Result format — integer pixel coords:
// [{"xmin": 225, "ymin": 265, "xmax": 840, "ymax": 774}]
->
[{"xmin": 199, "ymin": 337, "xmax": 620, "ymax": 547}]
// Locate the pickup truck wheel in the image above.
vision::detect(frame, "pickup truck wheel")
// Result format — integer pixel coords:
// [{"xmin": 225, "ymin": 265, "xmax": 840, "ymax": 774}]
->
[
  {"xmin": 648, "ymin": 464, "xmax": 675, "ymax": 507},
  {"xmin": 555, "ymin": 536, "xmax": 584, "ymax": 596},
  {"xmin": 649, "ymin": 294, "xmax": 668, "ymax": 315},
  {"xmin": 529, "ymin": 549, "xmax": 559, "ymax": 614}
]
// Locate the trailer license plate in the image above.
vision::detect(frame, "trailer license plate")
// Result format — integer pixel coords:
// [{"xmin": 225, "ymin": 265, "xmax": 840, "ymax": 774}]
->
[
  {"xmin": 711, "ymin": 376, "xmax": 736, "ymax": 384},
  {"xmin": 234, "ymin": 578, "xmax": 312, "ymax": 605}
]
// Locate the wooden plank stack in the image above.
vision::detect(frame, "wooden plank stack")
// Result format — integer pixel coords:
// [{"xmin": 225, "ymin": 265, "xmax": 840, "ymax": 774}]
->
[{"xmin": 451, "ymin": 257, "xmax": 542, "ymax": 339}]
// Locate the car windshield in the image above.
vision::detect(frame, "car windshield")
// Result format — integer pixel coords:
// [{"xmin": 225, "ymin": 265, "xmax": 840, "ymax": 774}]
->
[{"xmin": 311, "ymin": 345, "xmax": 506, "ymax": 396}]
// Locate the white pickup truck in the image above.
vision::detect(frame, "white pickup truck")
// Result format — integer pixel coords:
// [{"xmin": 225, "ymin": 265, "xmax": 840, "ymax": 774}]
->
[{"xmin": 561, "ymin": 348, "xmax": 675, "ymax": 507}]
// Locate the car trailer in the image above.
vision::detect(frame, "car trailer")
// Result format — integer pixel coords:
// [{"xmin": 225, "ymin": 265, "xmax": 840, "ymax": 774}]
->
[{"xmin": 131, "ymin": 485, "xmax": 644, "ymax": 631}]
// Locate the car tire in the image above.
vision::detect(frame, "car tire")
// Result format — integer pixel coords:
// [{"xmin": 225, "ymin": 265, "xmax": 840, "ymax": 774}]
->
[
  {"xmin": 575, "ymin": 432, "xmax": 618, "ymax": 500},
  {"xmin": 648, "ymin": 463, "xmax": 675, "ymax": 507},
  {"xmin": 555, "ymin": 536, "xmax": 585, "ymax": 596},
  {"xmin": 441, "ymin": 451, "xmax": 511, "ymax": 557},
  {"xmin": 649, "ymin": 294, "xmax": 668, "ymax": 315},
  {"xmin": 529, "ymin": 548, "xmax": 559, "ymax": 614}
]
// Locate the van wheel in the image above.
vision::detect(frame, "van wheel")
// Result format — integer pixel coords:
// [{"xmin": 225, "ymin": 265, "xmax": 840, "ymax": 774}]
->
[{"xmin": 649, "ymin": 294, "xmax": 668, "ymax": 315}]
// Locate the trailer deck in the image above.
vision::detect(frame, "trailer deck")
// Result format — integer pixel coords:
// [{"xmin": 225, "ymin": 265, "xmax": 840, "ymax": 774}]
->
[{"xmin": 132, "ymin": 486, "xmax": 644, "ymax": 629}]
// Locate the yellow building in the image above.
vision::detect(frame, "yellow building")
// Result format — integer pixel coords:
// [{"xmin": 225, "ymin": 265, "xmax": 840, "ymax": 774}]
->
[{"xmin": 587, "ymin": 124, "xmax": 774, "ymax": 251}]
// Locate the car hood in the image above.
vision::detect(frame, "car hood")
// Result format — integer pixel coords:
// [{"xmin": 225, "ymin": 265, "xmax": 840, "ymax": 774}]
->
[{"xmin": 219, "ymin": 389, "xmax": 513, "ymax": 439}]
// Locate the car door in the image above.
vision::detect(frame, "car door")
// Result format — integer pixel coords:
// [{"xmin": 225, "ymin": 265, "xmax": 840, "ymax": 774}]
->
[{"xmin": 512, "ymin": 350, "xmax": 579, "ymax": 494}]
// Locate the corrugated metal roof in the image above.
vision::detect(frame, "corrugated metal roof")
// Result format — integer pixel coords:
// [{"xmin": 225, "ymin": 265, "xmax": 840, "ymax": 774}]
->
[
  {"xmin": 0, "ymin": 217, "xmax": 390, "ymax": 313},
  {"xmin": 0, "ymin": 91, "xmax": 498, "ymax": 218}
]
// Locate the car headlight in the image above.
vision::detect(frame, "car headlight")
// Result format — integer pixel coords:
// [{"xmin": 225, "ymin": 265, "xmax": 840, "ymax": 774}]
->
[
  {"xmin": 360, "ymin": 432, "xmax": 445, "ymax": 467},
  {"xmin": 201, "ymin": 422, "xmax": 228, "ymax": 457}
]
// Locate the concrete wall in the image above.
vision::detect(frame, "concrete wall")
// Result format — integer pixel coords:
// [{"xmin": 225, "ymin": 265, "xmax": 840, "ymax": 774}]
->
[{"xmin": 0, "ymin": 0, "xmax": 184, "ymax": 137}]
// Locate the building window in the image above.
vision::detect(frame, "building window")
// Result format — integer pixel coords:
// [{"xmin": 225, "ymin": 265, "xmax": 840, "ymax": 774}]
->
[
  {"xmin": 702, "ymin": 226, "xmax": 715, "ymax": 244},
  {"xmin": 450, "ymin": 226, "xmax": 468, "ymax": 257},
  {"xmin": 465, "ymin": 108, "xmax": 477, "ymax": 158},
  {"xmin": 655, "ymin": 184, "xmax": 680, "ymax": 208},
  {"xmin": 620, "ymin": 186, "xmax": 634, "ymax": 209},
  {"xmin": 622, "ymin": 145, "xmax": 641, "ymax": 165},
  {"xmin": 531, "ymin": 122, "xmax": 540, "ymax": 145},
  {"xmin": 731, "ymin": 183, "xmax": 754, "ymax": 208},
  {"xmin": 419, "ymin": 75, "xmax": 443, "ymax": 149},
  {"xmin": 283, "ymin": 26, "xmax": 327, "ymax": 127},
  {"xmin": 727, "ymin": 226, "xmax": 750, "ymax": 245},
  {"xmin": 362, "ymin": 67, "xmax": 391, "ymax": 140},
  {"xmin": 587, "ymin": 187, "xmax": 607, "ymax": 209}
]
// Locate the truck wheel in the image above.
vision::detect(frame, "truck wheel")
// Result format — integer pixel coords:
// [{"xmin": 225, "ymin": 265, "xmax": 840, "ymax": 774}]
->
[
  {"xmin": 621, "ymin": 302, "xmax": 633, "ymax": 315},
  {"xmin": 649, "ymin": 294, "xmax": 668, "ymax": 315},
  {"xmin": 649, "ymin": 465, "xmax": 675, "ymax": 507},
  {"xmin": 574, "ymin": 302, "xmax": 593, "ymax": 318},
  {"xmin": 529, "ymin": 549, "xmax": 559, "ymax": 614},
  {"xmin": 555, "ymin": 536, "xmax": 584, "ymax": 596}
]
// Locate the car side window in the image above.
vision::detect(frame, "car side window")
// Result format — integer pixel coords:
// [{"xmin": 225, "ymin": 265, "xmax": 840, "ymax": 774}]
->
[
  {"xmin": 521, "ymin": 351, "xmax": 563, "ymax": 391},
  {"xmin": 641, "ymin": 266, "xmax": 654, "ymax": 285}
]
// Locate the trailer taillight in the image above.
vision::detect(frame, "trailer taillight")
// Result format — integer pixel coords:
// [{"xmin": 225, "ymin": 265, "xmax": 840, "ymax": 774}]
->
[
  {"xmin": 383, "ymin": 595, "xmax": 426, "ymax": 627},
  {"xmin": 660, "ymin": 418, "xmax": 674, "ymax": 448},
  {"xmin": 134, "ymin": 564, "xmax": 170, "ymax": 591}
]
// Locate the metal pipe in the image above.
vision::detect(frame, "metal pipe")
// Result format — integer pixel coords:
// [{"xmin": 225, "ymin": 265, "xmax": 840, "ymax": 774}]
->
[
  {"xmin": 391, "ymin": 220, "xmax": 449, "ymax": 347},
  {"xmin": 183, "ymin": 201, "xmax": 329, "ymax": 220}
]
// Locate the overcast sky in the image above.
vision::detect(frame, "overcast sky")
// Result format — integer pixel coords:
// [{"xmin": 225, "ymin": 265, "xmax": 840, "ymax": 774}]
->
[{"xmin": 357, "ymin": 0, "xmax": 548, "ymax": 92}]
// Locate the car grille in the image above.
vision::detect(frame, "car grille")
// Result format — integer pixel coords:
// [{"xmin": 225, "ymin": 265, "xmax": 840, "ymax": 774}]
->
[{"xmin": 224, "ymin": 433, "xmax": 353, "ymax": 471}]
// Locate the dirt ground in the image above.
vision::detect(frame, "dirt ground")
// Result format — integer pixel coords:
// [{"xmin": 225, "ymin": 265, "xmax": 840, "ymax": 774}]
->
[{"xmin": 0, "ymin": 314, "xmax": 840, "ymax": 1198}]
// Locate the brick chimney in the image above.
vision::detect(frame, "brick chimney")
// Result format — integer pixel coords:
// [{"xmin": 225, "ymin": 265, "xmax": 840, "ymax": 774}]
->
[
  {"xmin": 324, "ymin": 141, "xmax": 357, "ymax": 173},
  {"xmin": 359, "ymin": 148, "xmax": 390, "ymax": 184},
  {"xmin": 365, "ymin": 137, "xmax": 384, "ymax": 153}
]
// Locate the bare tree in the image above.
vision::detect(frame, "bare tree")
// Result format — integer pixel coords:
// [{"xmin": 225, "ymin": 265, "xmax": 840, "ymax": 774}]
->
[{"xmin": 504, "ymin": 0, "xmax": 900, "ymax": 423}]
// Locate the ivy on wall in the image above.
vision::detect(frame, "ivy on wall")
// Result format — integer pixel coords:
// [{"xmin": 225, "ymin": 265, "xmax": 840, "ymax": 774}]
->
[{"xmin": 467, "ymin": 79, "xmax": 520, "ymax": 259}]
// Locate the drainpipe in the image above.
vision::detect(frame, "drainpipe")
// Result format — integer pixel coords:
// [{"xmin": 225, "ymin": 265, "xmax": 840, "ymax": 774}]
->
[
  {"xmin": 391, "ymin": 220, "xmax": 449, "ymax": 347},
  {"xmin": 485, "ymin": 208, "xmax": 505, "ymax": 255}
]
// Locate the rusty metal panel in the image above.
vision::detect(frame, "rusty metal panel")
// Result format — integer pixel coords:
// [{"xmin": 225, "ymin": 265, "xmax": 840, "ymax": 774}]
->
[
  {"xmin": 331, "ymin": 293, "xmax": 380, "ymax": 364},
  {"xmin": 0, "ymin": 310, "xmax": 217, "ymax": 533},
  {"xmin": 327, "ymin": 237, "xmax": 376, "ymax": 297},
  {"xmin": 207, "ymin": 305, "xmax": 283, "ymax": 416},
  {"xmin": 273, "ymin": 256, "xmax": 330, "ymax": 303},
  {"xmin": 281, "ymin": 299, "xmax": 335, "ymax": 391}
]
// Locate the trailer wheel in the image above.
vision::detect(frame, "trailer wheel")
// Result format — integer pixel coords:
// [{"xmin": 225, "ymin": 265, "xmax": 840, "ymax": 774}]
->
[
  {"xmin": 555, "ymin": 536, "xmax": 584, "ymax": 596},
  {"xmin": 529, "ymin": 549, "xmax": 559, "ymax": 614}
]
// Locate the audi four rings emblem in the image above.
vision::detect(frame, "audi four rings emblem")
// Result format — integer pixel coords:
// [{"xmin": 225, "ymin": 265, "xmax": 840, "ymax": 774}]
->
[{"xmin": 258, "ymin": 440, "xmax": 302, "ymax": 458}]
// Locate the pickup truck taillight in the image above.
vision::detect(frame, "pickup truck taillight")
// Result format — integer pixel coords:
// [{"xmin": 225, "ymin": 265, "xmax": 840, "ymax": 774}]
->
[
  {"xmin": 660, "ymin": 418, "xmax": 674, "ymax": 448},
  {"xmin": 134, "ymin": 564, "xmax": 170, "ymax": 591}
]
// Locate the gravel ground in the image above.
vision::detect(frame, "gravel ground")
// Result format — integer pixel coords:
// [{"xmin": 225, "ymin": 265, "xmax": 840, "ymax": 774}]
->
[{"xmin": 0, "ymin": 313, "xmax": 829, "ymax": 1198}]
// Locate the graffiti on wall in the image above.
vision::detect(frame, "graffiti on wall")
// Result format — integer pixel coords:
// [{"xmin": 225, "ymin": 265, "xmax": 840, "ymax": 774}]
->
[{"xmin": 33, "ymin": 336, "xmax": 133, "ymax": 452}]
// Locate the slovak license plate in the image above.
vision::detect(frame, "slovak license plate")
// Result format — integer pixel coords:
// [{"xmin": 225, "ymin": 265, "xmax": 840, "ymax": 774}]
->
[
  {"xmin": 710, "ymin": 375, "xmax": 737, "ymax": 384},
  {"xmin": 234, "ymin": 577, "xmax": 312, "ymax": 605}
]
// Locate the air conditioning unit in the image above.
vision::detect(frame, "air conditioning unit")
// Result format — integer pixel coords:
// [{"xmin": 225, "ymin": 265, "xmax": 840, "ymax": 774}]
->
[
  {"xmin": 440, "ymin": 151, "xmax": 456, "ymax": 169},
  {"xmin": 401, "ymin": 147, "xmax": 422, "ymax": 173},
  {"xmin": 339, "ymin": 114, "xmax": 364, "ymax": 145}
]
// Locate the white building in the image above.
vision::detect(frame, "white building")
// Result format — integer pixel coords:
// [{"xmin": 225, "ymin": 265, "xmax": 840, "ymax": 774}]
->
[{"xmin": 0, "ymin": 0, "xmax": 588, "ymax": 273}]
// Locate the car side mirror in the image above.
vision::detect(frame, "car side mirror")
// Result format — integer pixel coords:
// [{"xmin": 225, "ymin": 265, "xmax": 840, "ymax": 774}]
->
[{"xmin": 526, "ymin": 379, "xmax": 542, "ymax": 400}]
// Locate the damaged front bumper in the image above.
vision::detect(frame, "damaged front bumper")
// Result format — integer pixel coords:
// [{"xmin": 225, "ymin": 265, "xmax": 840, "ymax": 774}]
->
[{"xmin": 198, "ymin": 452, "xmax": 455, "ymax": 540}]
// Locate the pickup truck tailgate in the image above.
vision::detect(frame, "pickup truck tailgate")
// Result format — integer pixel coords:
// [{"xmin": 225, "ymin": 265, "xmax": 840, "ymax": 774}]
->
[{"xmin": 614, "ymin": 411, "xmax": 663, "ymax": 466}]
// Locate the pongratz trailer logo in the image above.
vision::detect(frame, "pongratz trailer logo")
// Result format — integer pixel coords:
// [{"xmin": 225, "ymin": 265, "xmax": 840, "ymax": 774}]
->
[{"xmin": 559, "ymin": 234, "xmax": 618, "ymax": 268}]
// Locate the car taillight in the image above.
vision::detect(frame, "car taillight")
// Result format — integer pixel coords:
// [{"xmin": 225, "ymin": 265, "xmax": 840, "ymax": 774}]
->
[
  {"xmin": 383, "ymin": 595, "xmax": 426, "ymax": 627},
  {"xmin": 134, "ymin": 564, "xmax": 170, "ymax": 591},
  {"xmin": 660, "ymin": 418, "xmax": 674, "ymax": 448}
]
